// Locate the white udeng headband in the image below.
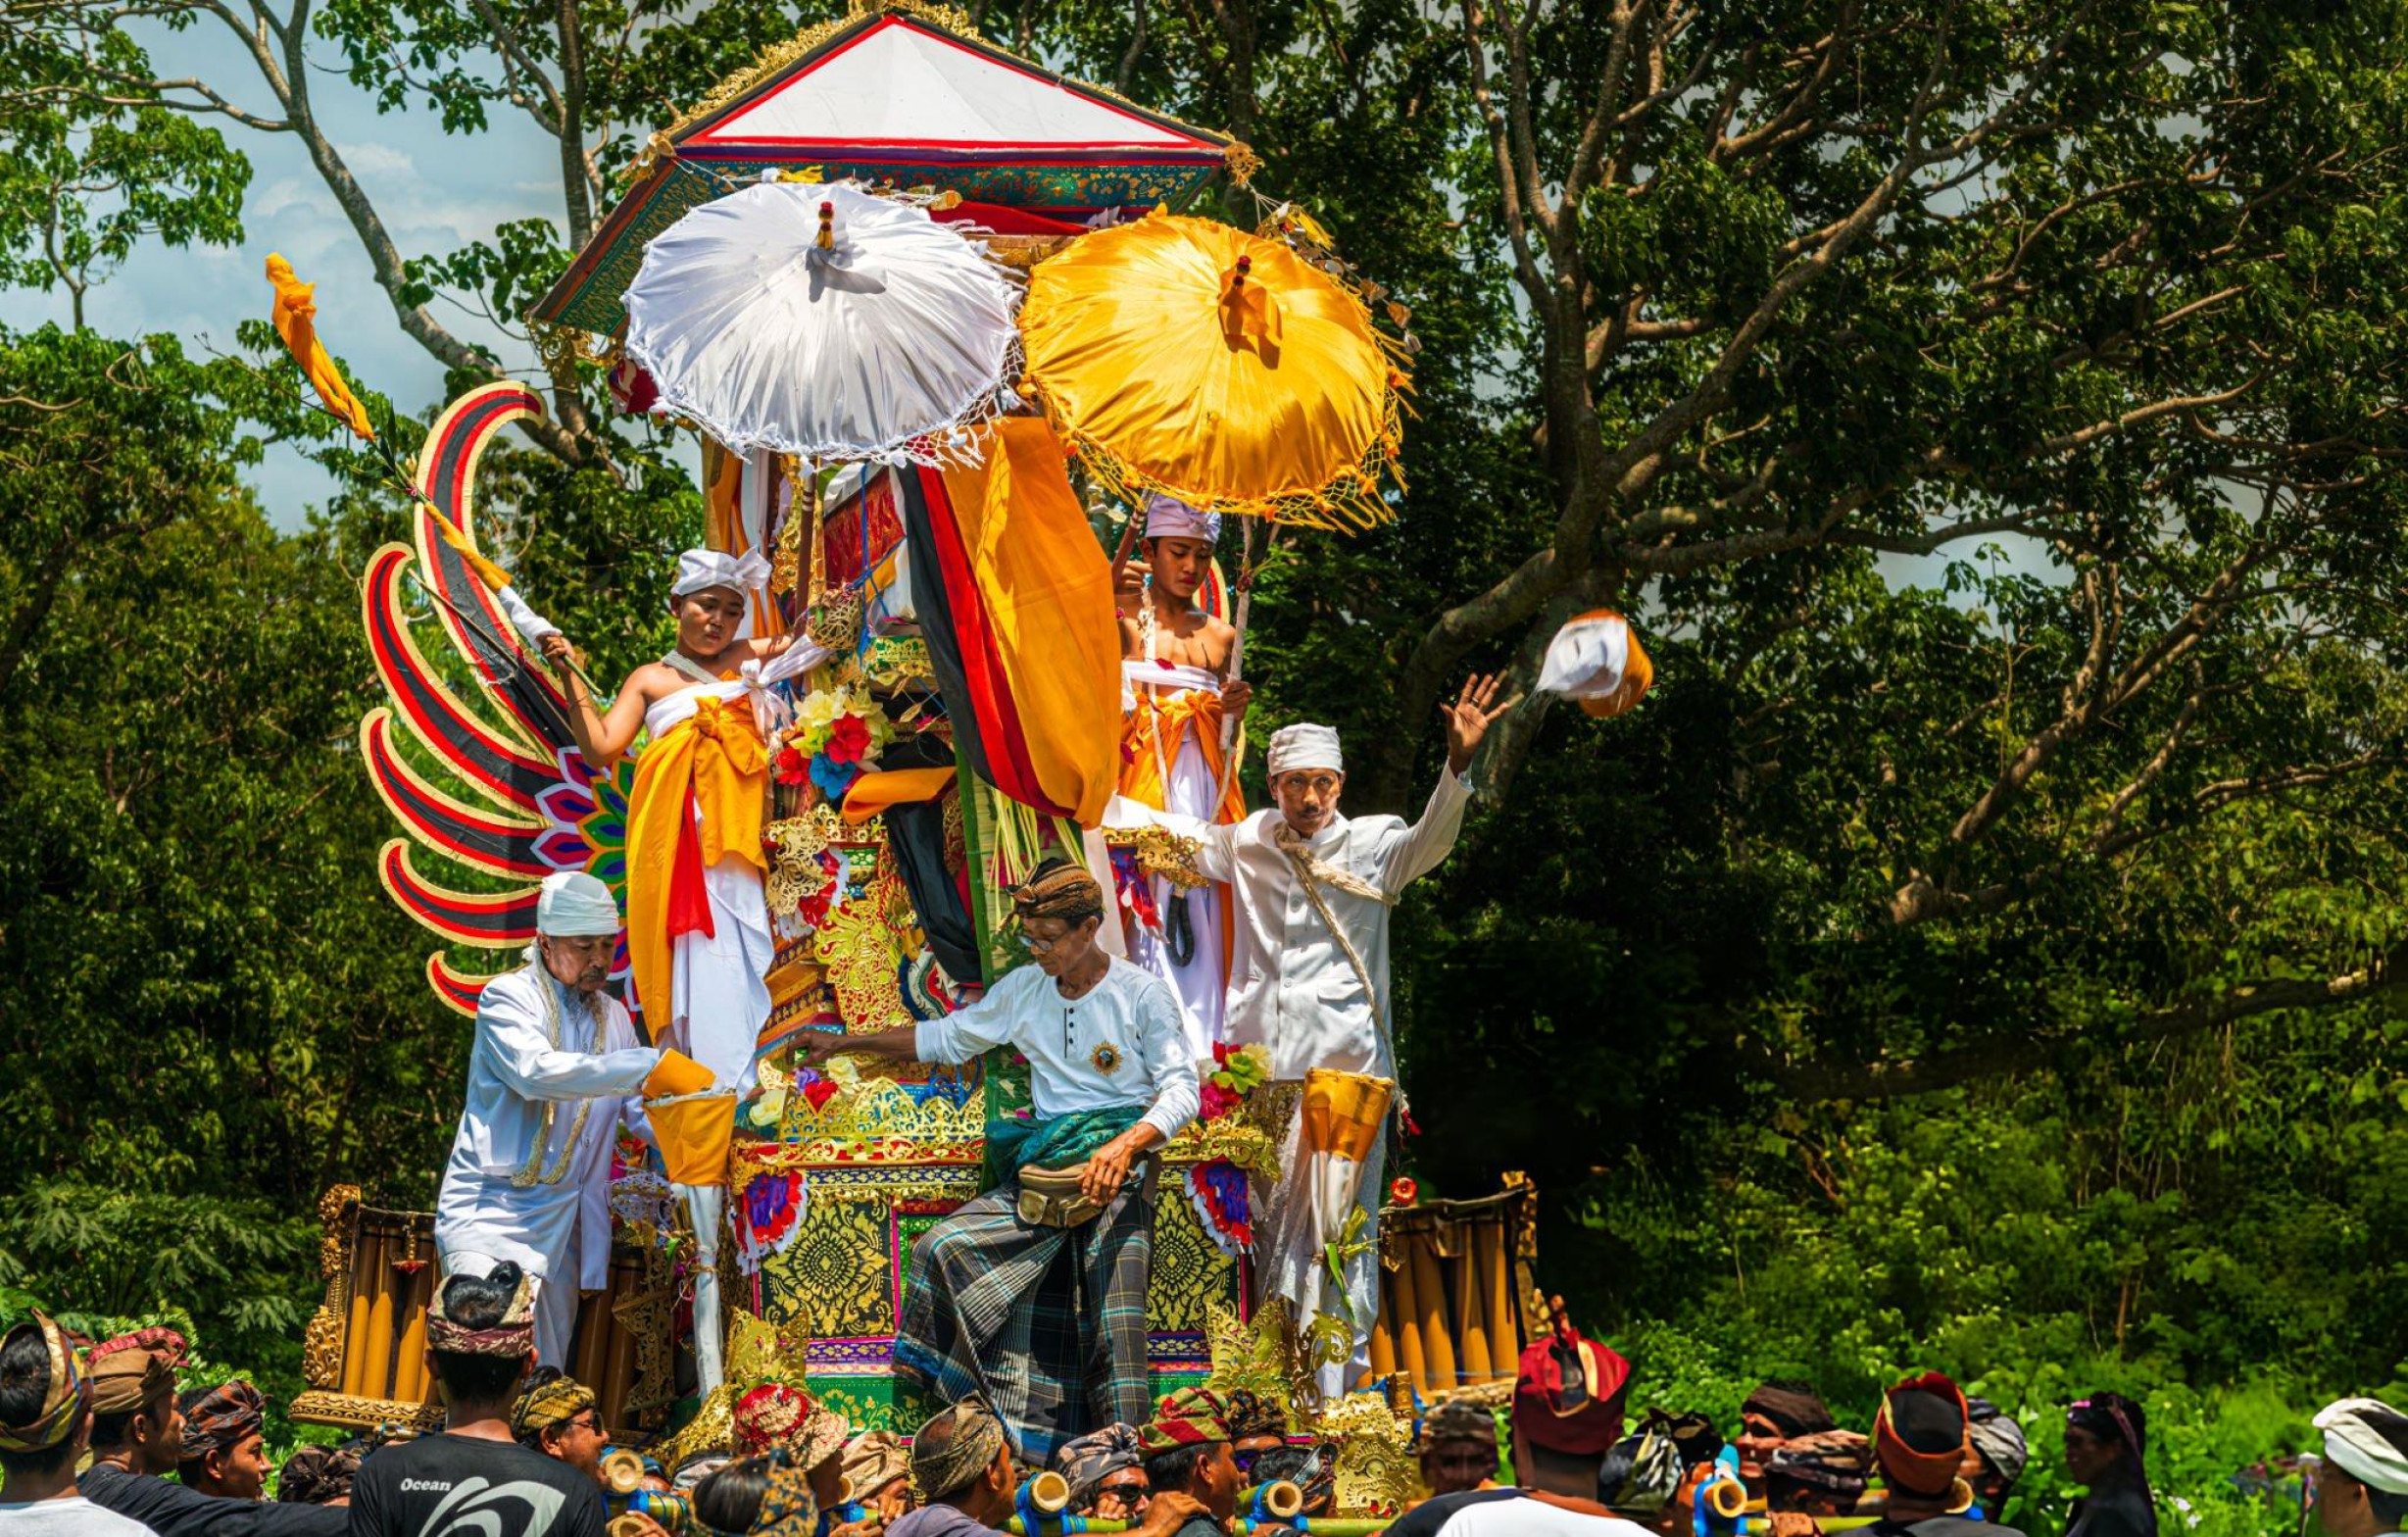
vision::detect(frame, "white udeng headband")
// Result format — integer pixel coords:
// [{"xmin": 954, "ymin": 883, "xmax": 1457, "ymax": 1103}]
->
[
  {"xmin": 1266, "ymin": 722, "xmax": 1343, "ymax": 777},
  {"xmin": 671, "ymin": 547, "xmax": 771, "ymax": 598}
]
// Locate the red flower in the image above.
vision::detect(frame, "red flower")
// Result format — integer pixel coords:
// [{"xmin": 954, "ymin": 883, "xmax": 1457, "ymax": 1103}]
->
[
  {"xmin": 825, "ymin": 715, "xmax": 871, "ymax": 765},
  {"xmin": 803, "ymin": 1077, "xmax": 840, "ymax": 1111},
  {"xmin": 773, "ymin": 743, "xmax": 809, "ymax": 785},
  {"xmin": 1198, "ymin": 1081, "xmax": 1240, "ymax": 1121}
]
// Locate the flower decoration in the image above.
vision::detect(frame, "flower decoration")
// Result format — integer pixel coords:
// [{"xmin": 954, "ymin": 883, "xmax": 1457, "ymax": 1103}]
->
[
  {"xmin": 1198, "ymin": 1041, "xmax": 1270, "ymax": 1120},
  {"xmin": 777, "ymin": 684, "xmax": 893, "ymax": 803},
  {"xmin": 1186, "ymin": 1042, "xmax": 1275, "ymax": 1255}
]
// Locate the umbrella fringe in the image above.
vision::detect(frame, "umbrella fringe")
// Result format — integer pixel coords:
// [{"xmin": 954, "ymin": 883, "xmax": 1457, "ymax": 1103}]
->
[{"xmin": 1042, "ymin": 387, "xmax": 1408, "ymax": 534}]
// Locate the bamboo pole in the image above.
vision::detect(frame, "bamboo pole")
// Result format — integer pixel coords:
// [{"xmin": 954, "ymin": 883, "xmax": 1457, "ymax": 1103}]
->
[
  {"xmin": 1450, "ymin": 1232, "xmax": 1494, "ymax": 1383},
  {"xmin": 1388, "ymin": 1242, "xmax": 1429, "ymax": 1395},
  {"xmin": 1367, "ymin": 1270, "xmax": 1398, "ymax": 1382},
  {"xmin": 1407, "ymin": 1235, "xmax": 1457, "ymax": 1390},
  {"xmin": 340, "ymin": 1225, "xmax": 376, "ymax": 1399},
  {"xmin": 1479, "ymin": 1217, "xmax": 1519, "ymax": 1376},
  {"xmin": 358, "ymin": 1230, "xmax": 395, "ymax": 1402}
]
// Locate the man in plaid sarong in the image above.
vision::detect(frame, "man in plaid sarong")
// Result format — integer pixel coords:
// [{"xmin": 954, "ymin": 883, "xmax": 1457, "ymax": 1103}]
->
[{"xmin": 803, "ymin": 861, "xmax": 1200, "ymax": 1463}]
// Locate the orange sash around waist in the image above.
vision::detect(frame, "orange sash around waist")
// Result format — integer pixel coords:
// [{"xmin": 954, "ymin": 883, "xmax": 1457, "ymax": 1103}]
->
[{"xmin": 625, "ymin": 693, "xmax": 766, "ymax": 1028}]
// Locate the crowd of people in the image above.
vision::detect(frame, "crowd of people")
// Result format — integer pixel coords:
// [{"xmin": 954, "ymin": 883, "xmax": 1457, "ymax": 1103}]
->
[{"xmin": 3, "ymin": 1265, "xmax": 2405, "ymax": 1537}]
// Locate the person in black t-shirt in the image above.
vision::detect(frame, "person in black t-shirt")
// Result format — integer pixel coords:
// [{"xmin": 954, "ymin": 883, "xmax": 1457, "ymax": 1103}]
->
[{"xmin": 349, "ymin": 1262, "xmax": 605, "ymax": 1537}]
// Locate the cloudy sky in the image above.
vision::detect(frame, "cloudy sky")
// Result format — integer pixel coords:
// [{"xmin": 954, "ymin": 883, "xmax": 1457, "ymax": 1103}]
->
[{"xmin": 0, "ymin": 22, "xmax": 573, "ymax": 527}]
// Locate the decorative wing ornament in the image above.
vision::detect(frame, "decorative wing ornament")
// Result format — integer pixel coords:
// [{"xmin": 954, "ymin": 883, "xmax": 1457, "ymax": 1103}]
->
[{"xmin": 359, "ymin": 382, "xmax": 637, "ymax": 1016}]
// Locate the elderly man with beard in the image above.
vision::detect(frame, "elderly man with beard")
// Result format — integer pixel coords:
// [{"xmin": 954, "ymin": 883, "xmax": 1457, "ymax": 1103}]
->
[
  {"xmin": 435, "ymin": 870, "xmax": 679, "ymax": 1369},
  {"xmin": 801, "ymin": 861, "xmax": 1199, "ymax": 1463}
]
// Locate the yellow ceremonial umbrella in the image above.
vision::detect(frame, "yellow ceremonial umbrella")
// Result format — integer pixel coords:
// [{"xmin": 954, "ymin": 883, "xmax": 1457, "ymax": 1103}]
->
[{"xmin": 1017, "ymin": 209, "xmax": 1409, "ymax": 530}]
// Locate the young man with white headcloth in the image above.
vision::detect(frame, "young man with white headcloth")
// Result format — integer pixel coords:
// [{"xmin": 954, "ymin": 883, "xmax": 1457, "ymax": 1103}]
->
[
  {"xmin": 436, "ymin": 870, "xmax": 681, "ymax": 1368},
  {"xmin": 547, "ymin": 548, "xmax": 824, "ymax": 1093},
  {"xmin": 1123, "ymin": 673, "xmax": 1511, "ymax": 1396},
  {"xmin": 1109, "ymin": 493, "xmax": 1253, "ymax": 1062}
]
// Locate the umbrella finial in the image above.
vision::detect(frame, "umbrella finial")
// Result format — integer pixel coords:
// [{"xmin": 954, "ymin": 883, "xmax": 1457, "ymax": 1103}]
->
[{"xmin": 816, "ymin": 200, "xmax": 836, "ymax": 252}]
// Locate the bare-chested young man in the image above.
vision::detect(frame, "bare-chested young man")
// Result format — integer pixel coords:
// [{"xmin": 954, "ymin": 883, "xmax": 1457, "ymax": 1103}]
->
[
  {"xmin": 1108, "ymin": 494, "xmax": 1252, "ymax": 1062},
  {"xmin": 547, "ymin": 549, "xmax": 808, "ymax": 1093}
]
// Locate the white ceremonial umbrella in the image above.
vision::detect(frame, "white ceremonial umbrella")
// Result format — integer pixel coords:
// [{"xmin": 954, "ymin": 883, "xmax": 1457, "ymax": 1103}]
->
[{"xmin": 623, "ymin": 179, "xmax": 1020, "ymax": 467}]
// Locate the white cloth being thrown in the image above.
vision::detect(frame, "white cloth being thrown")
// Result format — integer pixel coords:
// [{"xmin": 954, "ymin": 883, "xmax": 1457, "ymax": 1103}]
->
[
  {"xmin": 434, "ymin": 960, "xmax": 658, "ymax": 1365},
  {"xmin": 2317, "ymin": 1398, "xmax": 2408, "ymax": 1494}
]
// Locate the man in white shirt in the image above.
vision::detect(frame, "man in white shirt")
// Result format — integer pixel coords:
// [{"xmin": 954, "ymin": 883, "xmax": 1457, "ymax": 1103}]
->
[
  {"xmin": 435, "ymin": 870, "xmax": 673, "ymax": 1367},
  {"xmin": 1130, "ymin": 673, "xmax": 1509, "ymax": 1396},
  {"xmin": 0, "ymin": 1311, "xmax": 152, "ymax": 1534},
  {"xmin": 800, "ymin": 861, "xmax": 1201, "ymax": 1465}
]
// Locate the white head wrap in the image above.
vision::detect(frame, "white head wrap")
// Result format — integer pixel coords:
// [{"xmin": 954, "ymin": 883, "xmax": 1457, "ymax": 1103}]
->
[
  {"xmin": 2316, "ymin": 1398, "xmax": 2408, "ymax": 1495},
  {"xmin": 1266, "ymin": 722, "xmax": 1344, "ymax": 778},
  {"xmin": 671, "ymin": 547, "xmax": 772, "ymax": 600},
  {"xmin": 536, "ymin": 870, "xmax": 621, "ymax": 937},
  {"xmin": 1144, "ymin": 492, "xmax": 1221, "ymax": 544}
]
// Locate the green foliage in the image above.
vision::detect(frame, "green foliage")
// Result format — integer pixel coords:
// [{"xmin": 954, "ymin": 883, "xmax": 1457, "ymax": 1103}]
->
[{"xmin": 6, "ymin": 2, "xmax": 2408, "ymax": 1529}]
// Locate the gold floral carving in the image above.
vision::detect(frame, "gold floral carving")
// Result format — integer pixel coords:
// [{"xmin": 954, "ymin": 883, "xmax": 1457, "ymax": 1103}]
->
[
  {"xmin": 1316, "ymin": 1390, "xmax": 1423, "ymax": 1516},
  {"xmin": 771, "ymin": 1072, "xmax": 986, "ymax": 1150},
  {"xmin": 302, "ymin": 1186, "xmax": 361, "ymax": 1389},
  {"xmin": 813, "ymin": 887, "xmax": 919, "ymax": 1030},
  {"xmin": 289, "ymin": 1390, "xmax": 445, "ymax": 1434}
]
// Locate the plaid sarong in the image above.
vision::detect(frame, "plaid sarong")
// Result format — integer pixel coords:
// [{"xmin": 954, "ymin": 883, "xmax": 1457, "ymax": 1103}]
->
[{"xmin": 893, "ymin": 1162, "xmax": 1158, "ymax": 1465}]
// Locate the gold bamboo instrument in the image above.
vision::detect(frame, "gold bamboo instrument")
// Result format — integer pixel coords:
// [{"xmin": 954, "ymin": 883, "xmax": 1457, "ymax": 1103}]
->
[
  {"xmin": 1407, "ymin": 1235, "xmax": 1457, "ymax": 1389},
  {"xmin": 1450, "ymin": 1240, "xmax": 1494, "ymax": 1383},
  {"xmin": 1479, "ymin": 1215, "xmax": 1519, "ymax": 1375},
  {"xmin": 340, "ymin": 1223, "xmax": 376, "ymax": 1399},
  {"xmin": 1367, "ymin": 1271, "xmax": 1399, "ymax": 1381},
  {"xmin": 1389, "ymin": 1244, "xmax": 1430, "ymax": 1393},
  {"xmin": 358, "ymin": 1231, "xmax": 396, "ymax": 1402}
]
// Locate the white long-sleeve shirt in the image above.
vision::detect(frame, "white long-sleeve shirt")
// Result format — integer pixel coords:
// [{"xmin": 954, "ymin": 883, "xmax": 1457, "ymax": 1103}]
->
[
  {"xmin": 914, "ymin": 958, "xmax": 1201, "ymax": 1144},
  {"xmin": 1184, "ymin": 767, "xmax": 1472, "ymax": 1081},
  {"xmin": 434, "ymin": 963, "xmax": 660, "ymax": 1289}
]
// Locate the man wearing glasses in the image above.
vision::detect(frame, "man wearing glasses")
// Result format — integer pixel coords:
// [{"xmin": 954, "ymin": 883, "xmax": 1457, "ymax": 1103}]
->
[
  {"xmin": 436, "ymin": 871, "xmax": 667, "ymax": 1368},
  {"xmin": 800, "ymin": 862, "xmax": 1200, "ymax": 1463}
]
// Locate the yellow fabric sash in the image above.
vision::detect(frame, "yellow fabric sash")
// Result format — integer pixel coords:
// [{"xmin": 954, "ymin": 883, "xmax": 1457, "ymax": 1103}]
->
[
  {"xmin": 1119, "ymin": 685, "xmax": 1247, "ymax": 823},
  {"xmin": 1301, "ymin": 1068, "xmax": 1392, "ymax": 1161},
  {"xmin": 626, "ymin": 691, "xmax": 767, "ymax": 1032}
]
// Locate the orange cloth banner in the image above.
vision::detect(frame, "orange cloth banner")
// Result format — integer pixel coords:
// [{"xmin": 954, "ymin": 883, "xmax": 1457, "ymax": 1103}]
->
[{"xmin": 937, "ymin": 420, "xmax": 1121, "ymax": 826}]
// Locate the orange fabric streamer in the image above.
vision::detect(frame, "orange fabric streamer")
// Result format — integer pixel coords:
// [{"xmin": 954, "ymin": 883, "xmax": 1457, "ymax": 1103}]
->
[
  {"xmin": 624, "ymin": 691, "xmax": 766, "ymax": 1030},
  {"xmin": 841, "ymin": 766, "xmax": 957, "ymax": 824},
  {"xmin": 937, "ymin": 419, "xmax": 1121, "ymax": 826},
  {"xmin": 266, "ymin": 254, "xmax": 375, "ymax": 439}
]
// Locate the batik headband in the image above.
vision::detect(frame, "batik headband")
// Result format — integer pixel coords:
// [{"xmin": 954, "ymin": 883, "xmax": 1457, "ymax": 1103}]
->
[{"xmin": 0, "ymin": 1313, "xmax": 84, "ymax": 1453}]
